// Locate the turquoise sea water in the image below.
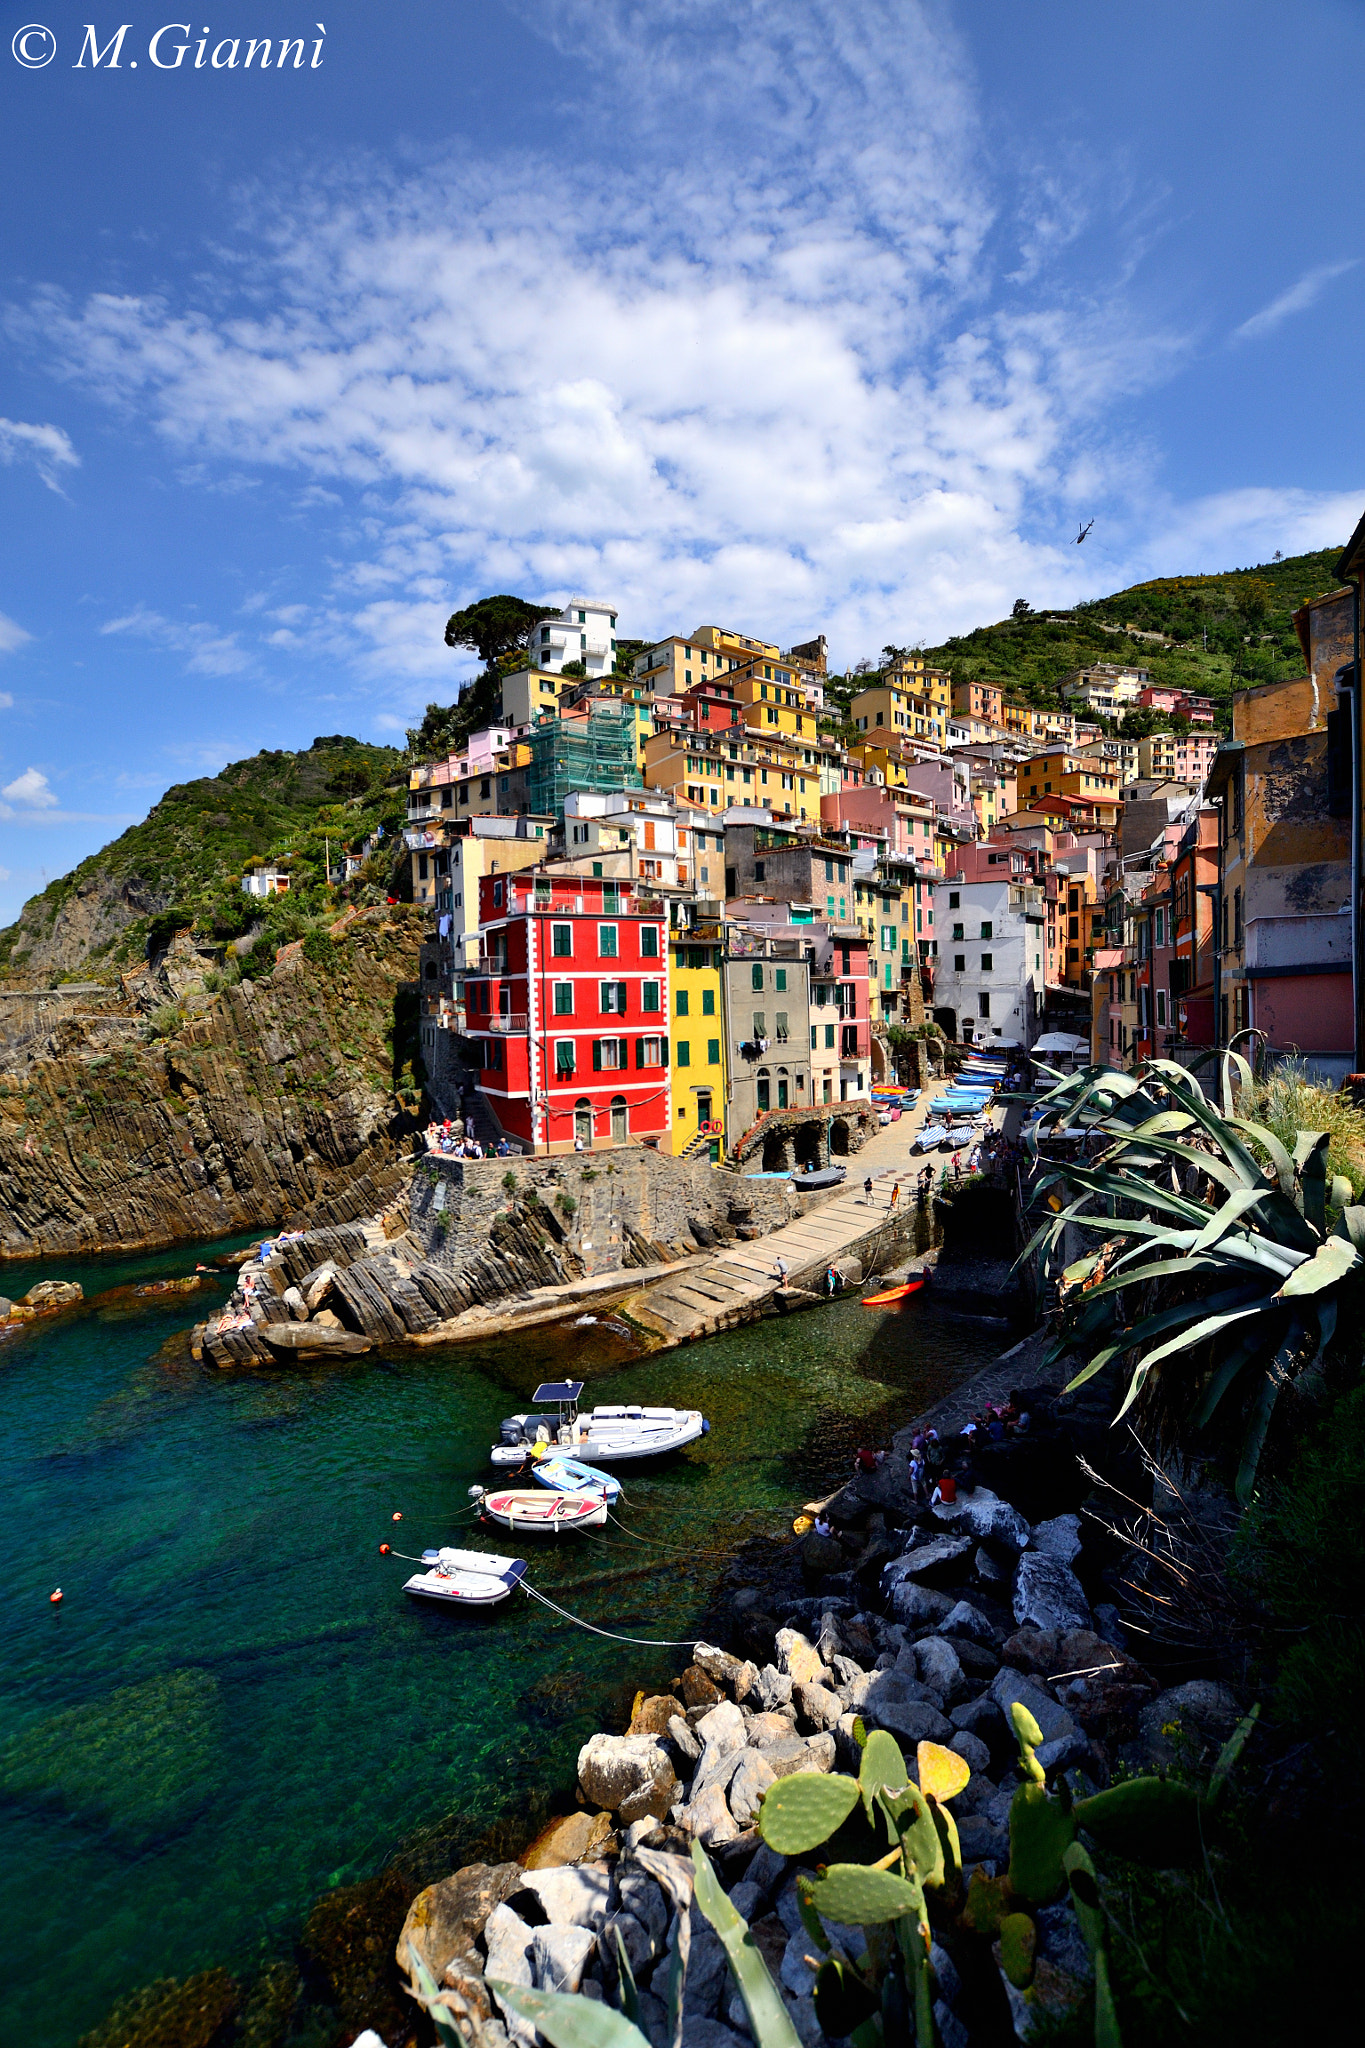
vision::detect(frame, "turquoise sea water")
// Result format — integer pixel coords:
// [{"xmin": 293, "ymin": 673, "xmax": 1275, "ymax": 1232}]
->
[{"xmin": 0, "ymin": 1239, "xmax": 1001, "ymax": 2045}]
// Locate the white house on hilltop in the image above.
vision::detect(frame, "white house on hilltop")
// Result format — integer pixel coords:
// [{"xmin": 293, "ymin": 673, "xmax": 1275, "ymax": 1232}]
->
[{"xmin": 530, "ymin": 598, "xmax": 620, "ymax": 680}]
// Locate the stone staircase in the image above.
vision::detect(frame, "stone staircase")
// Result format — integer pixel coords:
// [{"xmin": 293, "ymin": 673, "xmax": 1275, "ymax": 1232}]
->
[{"xmin": 623, "ymin": 1168, "xmax": 908, "ymax": 1344}]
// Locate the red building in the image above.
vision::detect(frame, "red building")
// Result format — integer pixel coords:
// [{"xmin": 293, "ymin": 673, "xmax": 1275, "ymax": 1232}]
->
[{"xmin": 467, "ymin": 871, "xmax": 672, "ymax": 1154}]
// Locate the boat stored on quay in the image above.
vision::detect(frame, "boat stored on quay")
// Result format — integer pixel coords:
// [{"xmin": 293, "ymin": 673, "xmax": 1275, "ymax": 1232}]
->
[
  {"xmin": 402, "ymin": 1548, "xmax": 529, "ymax": 1607},
  {"xmin": 471, "ymin": 1487, "xmax": 609, "ymax": 1535},
  {"xmin": 789, "ymin": 1163, "xmax": 846, "ymax": 1192},
  {"xmin": 490, "ymin": 1380, "xmax": 709, "ymax": 1464}
]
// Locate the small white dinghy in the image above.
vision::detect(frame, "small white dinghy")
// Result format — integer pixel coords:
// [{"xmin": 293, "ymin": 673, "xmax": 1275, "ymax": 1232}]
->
[
  {"xmin": 490, "ymin": 1381, "xmax": 708, "ymax": 1466},
  {"xmin": 532, "ymin": 1453, "xmax": 622, "ymax": 1501},
  {"xmin": 402, "ymin": 1547, "xmax": 528, "ymax": 1608},
  {"xmin": 471, "ymin": 1486, "xmax": 608, "ymax": 1535}
]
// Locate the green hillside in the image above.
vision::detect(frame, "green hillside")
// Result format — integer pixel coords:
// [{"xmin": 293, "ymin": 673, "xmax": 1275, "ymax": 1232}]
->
[
  {"xmin": 0, "ymin": 737, "xmax": 406, "ymax": 985},
  {"xmin": 916, "ymin": 546, "xmax": 1345, "ymax": 727}
]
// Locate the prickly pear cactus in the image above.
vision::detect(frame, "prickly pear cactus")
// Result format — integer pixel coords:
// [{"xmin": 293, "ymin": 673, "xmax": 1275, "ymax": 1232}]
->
[
  {"xmin": 757, "ymin": 1769, "xmax": 861, "ymax": 1854},
  {"xmin": 998, "ymin": 1911, "xmax": 1037, "ymax": 1989},
  {"xmin": 807, "ymin": 1862, "xmax": 926, "ymax": 1926},
  {"xmin": 1074, "ymin": 1775, "xmax": 1202, "ymax": 1865},
  {"xmin": 1007, "ymin": 1782, "xmax": 1078, "ymax": 1905}
]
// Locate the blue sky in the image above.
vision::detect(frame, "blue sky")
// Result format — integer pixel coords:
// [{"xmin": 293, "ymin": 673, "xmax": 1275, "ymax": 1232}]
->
[{"xmin": 1, "ymin": 0, "xmax": 1362, "ymax": 926}]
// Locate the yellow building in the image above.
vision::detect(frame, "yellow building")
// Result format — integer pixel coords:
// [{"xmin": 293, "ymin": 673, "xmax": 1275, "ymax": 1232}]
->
[
  {"xmin": 728, "ymin": 670, "xmax": 819, "ymax": 742},
  {"xmin": 849, "ymin": 741, "xmax": 910, "ymax": 788},
  {"xmin": 633, "ymin": 625, "xmax": 788, "ymax": 696},
  {"xmin": 670, "ymin": 930, "xmax": 727, "ymax": 1156},
  {"xmin": 1002, "ymin": 701, "xmax": 1079, "ymax": 747},
  {"xmin": 643, "ymin": 728, "xmax": 818, "ymax": 819},
  {"xmin": 1018, "ymin": 751, "xmax": 1121, "ymax": 819},
  {"xmin": 851, "ymin": 665, "xmax": 950, "ymax": 746}
]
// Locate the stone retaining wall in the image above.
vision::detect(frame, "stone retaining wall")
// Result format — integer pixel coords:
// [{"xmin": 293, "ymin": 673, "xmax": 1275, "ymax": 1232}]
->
[{"xmin": 409, "ymin": 1147, "xmax": 795, "ymax": 1282}]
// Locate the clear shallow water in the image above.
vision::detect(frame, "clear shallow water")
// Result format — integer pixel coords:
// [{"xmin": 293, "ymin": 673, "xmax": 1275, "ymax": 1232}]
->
[{"xmin": 0, "ymin": 1241, "xmax": 1001, "ymax": 2046}]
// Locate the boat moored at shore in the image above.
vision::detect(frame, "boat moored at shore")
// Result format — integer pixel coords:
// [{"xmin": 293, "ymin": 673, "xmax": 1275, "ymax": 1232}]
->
[{"xmin": 491, "ymin": 1380, "xmax": 708, "ymax": 1465}]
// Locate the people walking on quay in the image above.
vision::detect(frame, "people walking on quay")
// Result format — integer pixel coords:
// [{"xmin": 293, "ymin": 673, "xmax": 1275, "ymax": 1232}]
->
[{"xmin": 863, "ymin": 1174, "xmax": 874, "ymax": 1203}]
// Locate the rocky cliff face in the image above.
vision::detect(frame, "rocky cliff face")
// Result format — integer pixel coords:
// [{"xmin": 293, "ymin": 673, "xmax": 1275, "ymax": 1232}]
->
[{"xmin": 0, "ymin": 907, "xmax": 427, "ymax": 1260}]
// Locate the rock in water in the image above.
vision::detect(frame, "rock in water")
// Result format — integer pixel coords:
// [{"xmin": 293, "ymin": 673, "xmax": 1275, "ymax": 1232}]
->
[
  {"xmin": 21, "ymin": 1279, "xmax": 83, "ymax": 1307},
  {"xmin": 396, "ymin": 1862, "xmax": 522, "ymax": 1992}
]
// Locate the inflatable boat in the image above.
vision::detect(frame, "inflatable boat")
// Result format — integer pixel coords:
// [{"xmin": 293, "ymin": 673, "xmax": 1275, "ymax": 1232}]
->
[{"xmin": 403, "ymin": 1548, "xmax": 528, "ymax": 1608}]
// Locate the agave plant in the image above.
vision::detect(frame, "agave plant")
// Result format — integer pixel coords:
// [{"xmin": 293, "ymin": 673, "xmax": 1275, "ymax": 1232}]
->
[{"xmin": 1016, "ymin": 1052, "xmax": 1364, "ymax": 1501}]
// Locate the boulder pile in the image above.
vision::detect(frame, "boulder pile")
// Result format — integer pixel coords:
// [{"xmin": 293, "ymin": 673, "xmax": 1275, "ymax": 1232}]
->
[{"xmin": 388, "ymin": 1469, "xmax": 1245, "ymax": 2046}]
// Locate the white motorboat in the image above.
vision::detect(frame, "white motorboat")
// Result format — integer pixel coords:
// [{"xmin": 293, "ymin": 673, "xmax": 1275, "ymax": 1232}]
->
[
  {"xmin": 471, "ymin": 1486, "xmax": 608, "ymax": 1535},
  {"xmin": 402, "ymin": 1547, "xmax": 528, "ymax": 1608},
  {"xmin": 490, "ymin": 1380, "xmax": 709, "ymax": 1465}
]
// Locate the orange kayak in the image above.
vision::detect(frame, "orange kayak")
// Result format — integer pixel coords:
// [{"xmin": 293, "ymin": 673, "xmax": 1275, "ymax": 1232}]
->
[{"xmin": 861, "ymin": 1277, "xmax": 927, "ymax": 1307}]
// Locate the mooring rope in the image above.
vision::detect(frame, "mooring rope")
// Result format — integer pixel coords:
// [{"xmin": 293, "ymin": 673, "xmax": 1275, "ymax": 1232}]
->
[{"xmin": 518, "ymin": 1578, "xmax": 700, "ymax": 1647}]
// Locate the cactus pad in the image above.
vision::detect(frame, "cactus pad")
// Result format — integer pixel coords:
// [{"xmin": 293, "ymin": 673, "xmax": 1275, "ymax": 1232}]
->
[
  {"xmin": 1074, "ymin": 1775, "xmax": 1202, "ymax": 1865},
  {"xmin": 917, "ymin": 1740, "xmax": 970, "ymax": 1803},
  {"xmin": 1007, "ymin": 1782, "xmax": 1077, "ymax": 1905},
  {"xmin": 998, "ymin": 1911, "xmax": 1037, "ymax": 1989},
  {"xmin": 756, "ymin": 1770, "xmax": 861, "ymax": 1853},
  {"xmin": 807, "ymin": 1862, "xmax": 926, "ymax": 1925}
]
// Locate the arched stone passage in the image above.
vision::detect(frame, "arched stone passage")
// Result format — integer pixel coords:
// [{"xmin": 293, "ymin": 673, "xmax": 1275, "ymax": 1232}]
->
[
  {"xmin": 762, "ymin": 1130, "xmax": 791, "ymax": 1173},
  {"xmin": 794, "ymin": 1119, "xmax": 824, "ymax": 1170},
  {"xmin": 829, "ymin": 1119, "xmax": 851, "ymax": 1157}
]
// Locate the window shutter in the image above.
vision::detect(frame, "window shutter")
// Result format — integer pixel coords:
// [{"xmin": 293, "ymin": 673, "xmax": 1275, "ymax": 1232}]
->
[
  {"xmin": 619, "ymin": 1037, "xmax": 628, "ymax": 1070},
  {"xmin": 619, "ymin": 980, "xmax": 628, "ymax": 1013},
  {"xmin": 661, "ymin": 1037, "xmax": 668, "ymax": 1068},
  {"xmin": 636, "ymin": 1036, "xmax": 645, "ymax": 1069},
  {"xmin": 592, "ymin": 1040, "xmax": 602, "ymax": 1072}
]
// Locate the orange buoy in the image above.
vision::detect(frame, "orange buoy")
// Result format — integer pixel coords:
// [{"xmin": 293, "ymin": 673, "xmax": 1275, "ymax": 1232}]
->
[
  {"xmin": 392, "ymin": 1511, "xmax": 402, "ymax": 1522},
  {"xmin": 379, "ymin": 1543, "xmax": 391, "ymax": 1555},
  {"xmin": 50, "ymin": 1588, "xmax": 63, "ymax": 1605}
]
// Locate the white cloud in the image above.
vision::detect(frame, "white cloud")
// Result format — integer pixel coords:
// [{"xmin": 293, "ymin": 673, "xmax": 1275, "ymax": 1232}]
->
[
  {"xmin": 0, "ymin": 615, "xmax": 32, "ymax": 658},
  {"xmin": 1, "ymin": 767, "xmax": 57, "ymax": 807},
  {"xmin": 1233, "ymin": 260, "xmax": 1360, "ymax": 342},
  {"xmin": 100, "ymin": 605, "xmax": 252, "ymax": 677},
  {"xmin": 12, "ymin": 0, "xmax": 1357, "ymax": 693},
  {"xmin": 0, "ymin": 416, "xmax": 79, "ymax": 491}
]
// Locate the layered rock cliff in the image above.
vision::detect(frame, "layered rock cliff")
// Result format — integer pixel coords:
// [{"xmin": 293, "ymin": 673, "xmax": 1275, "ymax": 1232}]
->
[{"xmin": 0, "ymin": 907, "xmax": 427, "ymax": 1260}]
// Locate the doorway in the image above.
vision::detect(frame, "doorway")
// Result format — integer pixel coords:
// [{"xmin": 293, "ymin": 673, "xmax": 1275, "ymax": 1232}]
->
[
  {"xmin": 574, "ymin": 1100, "xmax": 593, "ymax": 1149},
  {"xmin": 696, "ymin": 1089, "xmax": 713, "ymax": 1125},
  {"xmin": 610, "ymin": 1095, "xmax": 628, "ymax": 1144}
]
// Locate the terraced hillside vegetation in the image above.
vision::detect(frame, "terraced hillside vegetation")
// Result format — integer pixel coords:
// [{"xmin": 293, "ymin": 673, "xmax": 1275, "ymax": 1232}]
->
[
  {"xmin": 821, "ymin": 546, "xmax": 1346, "ymax": 733},
  {"xmin": 0, "ymin": 736, "xmax": 407, "ymax": 989}
]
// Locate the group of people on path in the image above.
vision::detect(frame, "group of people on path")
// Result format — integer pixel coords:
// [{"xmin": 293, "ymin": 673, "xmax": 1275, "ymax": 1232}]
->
[{"xmin": 424, "ymin": 1118, "xmax": 512, "ymax": 1160}]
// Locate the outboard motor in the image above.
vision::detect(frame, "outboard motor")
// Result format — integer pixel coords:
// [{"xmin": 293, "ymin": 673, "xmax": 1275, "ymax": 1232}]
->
[{"xmin": 499, "ymin": 1415, "xmax": 527, "ymax": 1446}]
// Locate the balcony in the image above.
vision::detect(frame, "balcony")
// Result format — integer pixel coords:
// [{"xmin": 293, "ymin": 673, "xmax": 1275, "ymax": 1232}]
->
[{"xmin": 485, "ymin": 1013, "xmax": 529, "ymax": 1033}]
